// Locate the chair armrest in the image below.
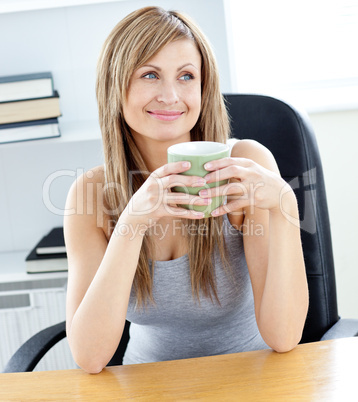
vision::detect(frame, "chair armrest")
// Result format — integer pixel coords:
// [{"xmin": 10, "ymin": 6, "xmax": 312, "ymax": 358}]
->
[
  {"xmin": 3, "ymin": 321, "xmax": 66, "ymax": 373},
  {"xmin": 320, "ymin": 318, "xmax": 358, "ymax": 341}
]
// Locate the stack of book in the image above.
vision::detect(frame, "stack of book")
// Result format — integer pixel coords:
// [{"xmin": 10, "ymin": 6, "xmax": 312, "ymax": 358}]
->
[
  {"xmin": 0, "ymin": 72, "xmax": 61, "ymax": 144},
  {"xmin": 26, "ymin": 227, "xmax": 67, "ymax": 274}
]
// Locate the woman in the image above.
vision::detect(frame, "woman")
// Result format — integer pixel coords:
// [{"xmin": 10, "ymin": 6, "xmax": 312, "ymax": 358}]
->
[{"xmin": 64, "ymin": 6, "xmax": 309, "ymax": 373}]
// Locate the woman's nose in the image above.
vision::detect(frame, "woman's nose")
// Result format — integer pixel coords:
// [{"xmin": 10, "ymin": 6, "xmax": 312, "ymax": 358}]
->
[{"xmin": 156, "ymin": 81, "xmax": 179, "ymax": 105}]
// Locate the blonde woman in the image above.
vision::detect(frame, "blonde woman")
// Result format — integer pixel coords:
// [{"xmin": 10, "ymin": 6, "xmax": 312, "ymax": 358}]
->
[{"xmin": 64, "ymin": 6, "xmax": 309, "ymax": 373}]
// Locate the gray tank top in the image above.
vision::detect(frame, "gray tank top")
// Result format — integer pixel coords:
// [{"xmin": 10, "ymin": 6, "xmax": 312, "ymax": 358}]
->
[{"xmin": 123, "ymin": 214, "xmax": 269, "ymax": 365}]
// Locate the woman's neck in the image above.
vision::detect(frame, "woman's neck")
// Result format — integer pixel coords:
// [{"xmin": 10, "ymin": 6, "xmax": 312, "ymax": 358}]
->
[{"xmin": 133, "ymin": 133, "xmax": 191, "ymax": 172}]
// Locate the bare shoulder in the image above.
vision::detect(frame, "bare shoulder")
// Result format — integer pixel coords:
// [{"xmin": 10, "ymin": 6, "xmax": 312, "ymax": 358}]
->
[
  {"xmin": 65, "ymin": 164, "xmax": 112, "ymax": 240},
  {"xmin": 67, "ymin": 164, "xmax": 106, "ymax": 192},
  {"xmin": 74, "ymin": 164, "xmax": 106, "ymax": 189},
  {"xmin": 64, "ymin": 165, "xmax": 111, "ymax": 334},
  {"xmin": 67, "ymin": 165, "xmax": 103, "ymax": 215},
  {"xmin": 231, "ymin": 139, "xmax": 280, "ymax": 174}
]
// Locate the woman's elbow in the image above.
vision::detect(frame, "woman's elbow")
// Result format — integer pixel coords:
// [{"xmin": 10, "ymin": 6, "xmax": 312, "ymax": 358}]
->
[
  {"xmin": 83, "ymin": 364, "xmax": 105, "ymax": 375},
  {"xmin": 269, "ymin": 335, "xmax": 301, "ymax": 354},
  {"xmin": 271, "ymin": 342, "xmax": 298, "ymax": 354},
  {"xmin": 69, "ymin": 340, "xmax": 107, "ymax": 374},
  {"xmin": 67, "ymin": 334, "xmax": 108, "ymax": 373},
  {"xmin": 73, "ymin": 353, "xmax": 107, "ymax": 374}
]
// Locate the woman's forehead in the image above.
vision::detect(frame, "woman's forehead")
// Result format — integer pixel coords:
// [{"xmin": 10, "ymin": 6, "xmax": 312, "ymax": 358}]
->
[{"xmin": 137, "ymin": 39, "xmax": 201, "ymax": 69}]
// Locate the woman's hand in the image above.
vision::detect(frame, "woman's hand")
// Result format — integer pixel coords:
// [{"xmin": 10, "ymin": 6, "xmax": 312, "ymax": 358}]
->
[
  {"xmin": 123, "ymin": 161, "xmax": 211, "ymax": 228},
  {"xmin": 199, "ymin": 157, "xmax": 291, "ymax": 216}
]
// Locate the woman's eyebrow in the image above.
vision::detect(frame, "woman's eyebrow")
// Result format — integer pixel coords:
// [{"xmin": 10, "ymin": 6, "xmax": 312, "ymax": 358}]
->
[
  {"xmin": 139, "ymin": 63, "xmax": 198, "ymax": 72},
  {"xmin": 177, "ymin": 63, "xmax": 199, "ymax": 71},
  {"xmin": 139, "ymin": 64, "xmax": 161, "ymax": 71}
]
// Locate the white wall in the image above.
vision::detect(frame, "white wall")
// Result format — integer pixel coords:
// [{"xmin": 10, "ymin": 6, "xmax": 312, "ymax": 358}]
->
[
  {"xmin": 0, "ymin": 0, "xmax": 231, "ymax": 253},
  {"xmin": 0, "ymin": 0, "xmax": 231, "ymax": 127},
  {"xmin": 309, "ymin": 110, "xmax": 358, "ymax": 319},
  {"xmin": 0, "ymin": 0, "xmax": 356, "ymax": 321}
]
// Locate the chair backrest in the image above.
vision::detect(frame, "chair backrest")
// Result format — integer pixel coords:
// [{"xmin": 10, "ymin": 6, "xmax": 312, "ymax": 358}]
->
[
  {"xmin": 2, "ymin": 320, "xmax": 131, "ymax": 372},
  {"xmin": 224, "ymin": 94, "xmax": 339, "ymax": 343},
  {"xmin": 107, "ymin": 320, "xmax": 130, "ymax": 366}
]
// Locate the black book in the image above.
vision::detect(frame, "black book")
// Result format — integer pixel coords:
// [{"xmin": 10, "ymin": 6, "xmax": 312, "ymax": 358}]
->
[
  {"xmin": 25, "ymin": 249, "xmax": 67, "ymax": 274},
  {"xmin": 35, "ymin": 227, "xmax": 66, "ymax": 255},
  {"xmin": 25, "ymin": 227, "xmax": 67, "ymax": 274}
]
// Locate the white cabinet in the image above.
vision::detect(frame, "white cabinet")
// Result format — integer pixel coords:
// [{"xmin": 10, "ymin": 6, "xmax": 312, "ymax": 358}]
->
[{"xmin": 0, "ymin": 251, "xmax": 76, "ymax": 371}]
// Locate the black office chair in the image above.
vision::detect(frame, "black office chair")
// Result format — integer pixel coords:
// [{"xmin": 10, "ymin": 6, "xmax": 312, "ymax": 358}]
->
[
  {"xmin": 3, "ymin": 320, "xmax": 131, "ymax": 373},
  {"xmin": 4, "ymin": 94, "xmax": 358, "ymax": 373}
]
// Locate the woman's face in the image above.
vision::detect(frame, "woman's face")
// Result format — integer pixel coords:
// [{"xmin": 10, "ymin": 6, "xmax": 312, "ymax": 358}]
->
[{"xmin": 123, "ymin": 39, "xmax": 202, "ymax": 145}]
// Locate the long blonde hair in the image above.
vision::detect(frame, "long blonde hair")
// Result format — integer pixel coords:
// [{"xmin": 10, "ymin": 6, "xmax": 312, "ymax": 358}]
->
[{"xmin": 96, "ymin": 6, "xmax": 232, "ymax": 307}]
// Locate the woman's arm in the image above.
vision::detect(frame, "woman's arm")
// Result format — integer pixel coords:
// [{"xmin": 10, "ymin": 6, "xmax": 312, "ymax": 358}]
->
[
  {"xmin": 201, "ymin": 140, "xmax": 309, "ymax": 352},
  {"xmin": 65, "ymin": 169, "xmax": 145, "ymax": 374},
  {"xmin": 65, "ymin": 162, "xmax": 210, "ymax": 373},
  {"xmin": 236, "ymin": 141, "xmax": 308, "ymax": 352}
]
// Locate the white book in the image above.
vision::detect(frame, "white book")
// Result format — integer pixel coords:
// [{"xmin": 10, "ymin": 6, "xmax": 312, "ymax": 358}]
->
[
  {"xmin": 0, "ymin": 118, "xmax": 60, "ymax": 144},
  {"xmin": 0, "ymin": 72, "xmax": 54, "ymax": 102}
]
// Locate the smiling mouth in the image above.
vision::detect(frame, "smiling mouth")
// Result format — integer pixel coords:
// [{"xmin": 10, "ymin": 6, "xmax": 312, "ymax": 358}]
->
[{"xmin": 147, "ymin": 110, "xmax": 184, "ymax": 121}]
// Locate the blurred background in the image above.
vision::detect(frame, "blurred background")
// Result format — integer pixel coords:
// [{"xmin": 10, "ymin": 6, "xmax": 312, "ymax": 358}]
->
[{"xmin": 0, "ymin": 0, "xmax": 357, "ymax": 370}]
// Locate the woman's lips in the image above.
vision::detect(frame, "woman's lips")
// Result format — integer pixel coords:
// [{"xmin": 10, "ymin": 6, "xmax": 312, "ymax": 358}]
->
[{"xmin": 147, "ymin": 110, "xmax": 184, "ymax": 121}]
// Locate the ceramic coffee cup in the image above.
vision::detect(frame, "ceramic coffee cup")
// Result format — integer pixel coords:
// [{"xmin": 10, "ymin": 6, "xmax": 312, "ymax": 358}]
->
[{"xmin": 167, "ymin": 141, "xmax": 230, "ymax": 218}]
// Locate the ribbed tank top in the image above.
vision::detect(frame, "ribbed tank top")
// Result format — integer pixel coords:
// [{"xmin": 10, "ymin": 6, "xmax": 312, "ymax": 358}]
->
[{"xmin": 123, "ymin": 214, "xmax": 269, "ymax": 365}]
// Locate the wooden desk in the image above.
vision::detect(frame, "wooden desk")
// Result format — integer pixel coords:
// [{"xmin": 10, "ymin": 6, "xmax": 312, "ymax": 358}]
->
[{"xmin": 1, "ymin": 337, "xmax": 357, "ymax": 401}]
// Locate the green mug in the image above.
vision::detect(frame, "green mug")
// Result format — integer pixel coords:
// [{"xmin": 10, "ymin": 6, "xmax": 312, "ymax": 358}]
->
[{"xmin": 167, "ymin": 141, "xmax": 230, "ymax": 218}]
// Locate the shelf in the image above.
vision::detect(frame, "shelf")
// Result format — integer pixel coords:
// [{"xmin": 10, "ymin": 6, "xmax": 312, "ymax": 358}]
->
[
  {"xmin": 56, "ymin": 119, "xmax": 102, "ymax": 143},
  {"xmin": 0, "ymin": 119, "xmax": 102, "ymax": 148},
  {"xmin": 0, "ymin": 250, "xmax": 67, "ymax": 284},
  {"xmin": 0, "ymin": 0, "xmax": 124, "ymax": 14}
]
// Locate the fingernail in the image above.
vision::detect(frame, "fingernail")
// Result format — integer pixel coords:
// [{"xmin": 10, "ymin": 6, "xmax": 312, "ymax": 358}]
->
[
  {"xmin": 182, "ymin": 162, "xmax": 190, "ymax": 168},
  {"xmin": 211, "ymin": 209, "xmax": 219, "ymax": 216},
  {"xmin": 199, "ymin": 190, "xmax": 208, "ymax": 196},
  {"xmin": 192, "ymin": 180, "xmax": 206, "ymax": 187},
  {"xmin": 204, "ymin": 162, "xmax": 213, "ymax": 169},
  {"xmin": 194, "ymin": 211, "xmax": 205, "ymax": 217}
]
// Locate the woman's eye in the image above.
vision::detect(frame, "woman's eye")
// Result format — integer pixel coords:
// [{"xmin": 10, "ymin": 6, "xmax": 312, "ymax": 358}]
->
[
  {"xmin": 179, "ymin": 74, "xmax": 194, "ymax": 81},
  {"xmin": 143, "ymin": 73, "xmax": 157, "ymax": 79}
]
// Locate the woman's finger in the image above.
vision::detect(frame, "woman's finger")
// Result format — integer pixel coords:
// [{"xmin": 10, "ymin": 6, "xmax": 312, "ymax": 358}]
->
[
  {"xmin": 211, "ymin": 198, "xmax": 251, "ymax": 217},
  {"xmin": 152, "ymin": 161, "xmax": 192, "ymax": 179},
  {"xmin": 165, "ymin": 192, "xmax": 212, "ymax": 206},
  {"xmin": 198, "ymin": 181, "xmax": 246, "ymax": 198},
  {"xmin": 204, "ymin": 165, "xmax": 247, "ymax": 184},
  {"xmin": 162, "ymin": 174, "xmax": 207, "ymax": 190},
  {"xmin": 203, "ymin": 157, "xmax": 253, "ymax": 171},
  {"xmin": 164, "ymin": 204, "xmax": 205, "ymax": 218}
]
